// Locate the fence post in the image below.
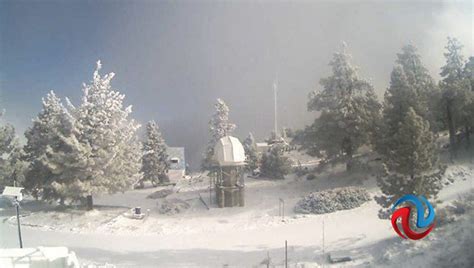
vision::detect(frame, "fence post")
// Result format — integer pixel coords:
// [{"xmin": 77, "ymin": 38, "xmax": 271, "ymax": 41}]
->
[{"xmin": 279, "ymin": 198, "xmax": 285, "ymax": 221}]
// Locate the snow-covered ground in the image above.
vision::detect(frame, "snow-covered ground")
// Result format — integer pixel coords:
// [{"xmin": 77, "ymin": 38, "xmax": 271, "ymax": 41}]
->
[{"xmin": 1, "ymin": 162, "xmax": 473, "ymax": 267}]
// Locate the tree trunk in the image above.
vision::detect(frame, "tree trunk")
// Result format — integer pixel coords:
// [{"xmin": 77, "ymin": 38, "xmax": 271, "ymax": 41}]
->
[
  {"xmin": 446, "ymin": 101, "xmax": 456, "ymax": 160},
  {"xmin": 86, "ymin": 195, "xmax": 93, "ymax": 211}
]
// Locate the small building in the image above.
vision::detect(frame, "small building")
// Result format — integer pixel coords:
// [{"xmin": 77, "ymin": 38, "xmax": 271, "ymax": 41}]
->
[
  {"xmin": 167, "ymin": 147, "xmax": 186, "ymax": 180},
  {"xmin": 213, "ymin": 136, "xmax": 246, "ymax": 208},
  {"xmin": 0, "ymin": 247, "xmax": 80, "ymax": 268}
]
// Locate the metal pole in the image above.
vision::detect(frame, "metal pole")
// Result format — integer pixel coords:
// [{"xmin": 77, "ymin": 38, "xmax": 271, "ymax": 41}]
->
[
  {"xmin": 266, "ymin": 251, "xmax": 270, "ymax": 268},
  {"xmin": 279, "ymin": 198, "xmax": 285, "ymax": 221},
  {"xmin": 273, "ymin": 80, "xmax": 278, "ymax": 138},
  {"xmin": 15, "ymin": 198, "xmax": 23, "ymax": 248},
  {"xmin": 322, "ymin": 217, "xmax": 325, "ymax": 261},
  {"xmin": 285, "ymin": 240, "xmax": 288, "ymax": 268},
  {"xmin": 279, "ymin": 200, "xmax": 281, "ymax": 217},
  {"xmin": 282, "ymin": 199, "xmax": 285, "ymax": 221}
]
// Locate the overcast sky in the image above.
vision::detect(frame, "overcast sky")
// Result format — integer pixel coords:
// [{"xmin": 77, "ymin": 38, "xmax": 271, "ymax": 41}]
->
[{"xmin": 0, "ymin": 0, "xmax": 472, "ymax": 169}]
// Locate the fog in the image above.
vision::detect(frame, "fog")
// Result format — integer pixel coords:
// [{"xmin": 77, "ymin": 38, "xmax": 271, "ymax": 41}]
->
[{"xmin": 0, "ymin": 0, "xmax": 472, "ymax": 169}]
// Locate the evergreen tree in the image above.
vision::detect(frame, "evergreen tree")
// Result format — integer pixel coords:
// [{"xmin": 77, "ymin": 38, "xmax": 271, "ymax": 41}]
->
[
  {"xmin": 48, "ymin": 109, "xmax": 93, "ymax": 204},
  {"xmin": 63, "ymin": 61, "xmax": 141, "ymax": 208},
  {"xmin": 260, "ymin": 144, "xmax": 292, "ymax": 180},
  {"xmin": 202, "ymin": 98, "xmax": 236, "ymax": 169},
  {"xmin": 23, "ymin": 91, "xmax": 70, "ymax": 200},
  {"xmin": 243, "ymin": 132, "xmax": 259, "ymax": 171},
  {"xmin": 23, "ymin": 91, "xmax": 89, "ymax": 203},
  {"xmin": 140, "ymin": 121, "xmax": 169, "ymax": 187},
  {"xmin": 462, "ymin": 56, "xmax": 474, "ymax": 148},
  {"xmin": 376, "ymin": 108, "xmax": 445, "ymax": 218},
  {"xmin": 378, "ymin": 44, "xmax": 439, "ymax": 158},
  {"xmin": 439, "ymin": 37, "xmax": 471, "ymax": 156},
  {"xmin": 307, "ymin": 44, "xmax": 381, "ymax": 171},
  {"xmin": 464, "ymin": 57, "xmax": 474, "ymax": 90},
  {"xmin": 0, "ymin": 116, "xmax": 25, "ymax": 187}
]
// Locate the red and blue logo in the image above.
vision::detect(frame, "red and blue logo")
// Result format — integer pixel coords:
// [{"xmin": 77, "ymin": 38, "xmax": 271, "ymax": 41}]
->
[{"xmin": 391, "ymin": 194, "xmax": 435, "ymax": 240}]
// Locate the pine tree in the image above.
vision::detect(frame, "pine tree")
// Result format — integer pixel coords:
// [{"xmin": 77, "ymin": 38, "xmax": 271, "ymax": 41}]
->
[
  {"xmin": 376, "ymin": 108, "xmax": 445, "ymax": 218},
  {"xmin": 462, "ymin": 56, "xmax": 474, "ymax": 148},
  {"xmin": 23, "ymin": 91, "xmax": 88, "ymax": 204},
  {"xmin": 63, "ymin": 61, "xmax": 141, "ymax": 208},
  {"xmin": 0, "ymin": 116, "xmax": 25, "ymax": 187},
  {"xmin": 378, "ymin": 44, "xmax": 439, "ymax": 158},
  {"xmin": 260, "ymin": 144, "xmax": 292, "ymax": 180},
  {"xmin": 140, "ymin": 121, "xmax": 170, "ymax": 187},
  {"xmin": 48, "ymin": 110, "xmax": 93, "ymax": 204},
  {"xmin": 465, "ymin": 57, "xmax": 474, "ymax": 90},
  {"xmin": 202, "ymin": 98, "xmax": 236, "ymax": 169},
  {"xmin": 307, "ymin": 43, "xmax": 381, "ymax": 171},
  {"xmin": 23, "ymin": 91, "xmax": 70, "ymax": 201},
  {"xmin": 243, "ymin": 132, "xmax": 259, "ymax": 171},
  {"xmin": 439, "ymin": 37, "xmax": 471, "ymax": 157}
]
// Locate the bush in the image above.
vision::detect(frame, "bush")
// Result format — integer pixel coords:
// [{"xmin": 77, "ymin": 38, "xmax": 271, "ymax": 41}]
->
[
  {"xmin": 294, "ymin": 161, "xmax": 309, "ymax": 177},
  {"xmin": 436, "ymin": 207, "xmax": 456, "ymax": 227},
  {"xmin": 157, "ymin": 198, "xmax": 190, "ymax": 215},
  {"xmin": 147, "ymin": 189, "xmax": 173, "ymax": 199},
  {"xmin": 295, "ymin": 186, "xmax": 371, "ymax": 214},
  {"xmin": 437, "ymin": 190, "xmax": 474, "ymax": 226}
]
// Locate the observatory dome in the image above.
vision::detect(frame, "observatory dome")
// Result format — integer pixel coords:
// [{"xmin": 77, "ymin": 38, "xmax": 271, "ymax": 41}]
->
[{"xmin": 214, "ymin": 136, "xmax": 246, "ymax": 166}]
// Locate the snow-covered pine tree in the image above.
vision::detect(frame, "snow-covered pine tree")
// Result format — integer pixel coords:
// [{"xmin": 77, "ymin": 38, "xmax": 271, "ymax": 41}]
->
[
  {"xmin": 140, "ymin": 121, "xmax": 170, "ymax": 187},
  {"xmin": 378, "ymin": 44, "xmax": 439, "ymax": 158},
  {"xmin": 0, "ymin": 114, "xmax": 25, "ymax": 188},
  {"xmin": 243, "ymin": 132, "xmax": 259, "ymax": 172},
  {"xmin": 464, "ymin": 56, "xmax": 474, "ymax": 147},
  {"xmin": 260, "ymin": 144, "xmax": 292, "ymax": 180},
  {"xmin": 49, "ymin": 118, "xmax": 93, "ymax": 204},
  {"xmin": 23, "ymin": 91, "xmax": 72, "ymax": 201},
  {"xmin": 376, "ymin": 108, "xmax": 445, "ymax": 218},
  {"xmin": 307, "ymin": 43, "xmax": 381, "ymax": 171},
  {"xmin": 65, "ymin": 61, "xmax": 141, "ymax": 208},
  {"xmin": 202, "ymin": 98, "xmax": 236, "ymax": 170},
  {"xmin": 465, "ymin": 57, "xmax": 474, "ymax": 90},
  {"xmin": 439, "ymin": 37, "xmax": 471, "ymax": 156}
]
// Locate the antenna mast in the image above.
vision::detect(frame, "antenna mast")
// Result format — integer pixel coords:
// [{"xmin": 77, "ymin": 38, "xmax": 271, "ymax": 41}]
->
[{"xmin": 273, "ymin": 79, "xmax": 278, "ymax": 139}]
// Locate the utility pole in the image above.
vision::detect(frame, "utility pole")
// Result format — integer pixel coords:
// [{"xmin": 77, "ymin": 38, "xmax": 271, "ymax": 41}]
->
[
  {"xmin": 273, "ymin": 79, "xmax": 278, "ymax": 139},
  {"xmin": 285, "ymin": 240, "xmax": 288, "ymax": 268}
]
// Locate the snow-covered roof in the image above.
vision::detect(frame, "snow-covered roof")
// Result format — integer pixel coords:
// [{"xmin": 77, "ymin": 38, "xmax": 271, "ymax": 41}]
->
[
  {"xmin": 214, "ymin": 136, "xmax": 246, "ymax": 166},
  {"xmin": 0, "ymin": 247, "xmax": 79, "ymax": 267}
]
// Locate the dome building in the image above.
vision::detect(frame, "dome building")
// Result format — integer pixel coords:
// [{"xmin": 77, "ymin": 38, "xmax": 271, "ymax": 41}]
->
[{"xmin": 213, "ymin": 136, "xmax": 246, "ymax": 207}]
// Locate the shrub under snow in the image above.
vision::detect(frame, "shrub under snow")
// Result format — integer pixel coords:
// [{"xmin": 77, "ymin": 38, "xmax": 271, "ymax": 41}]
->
[
  {"xmin": 157, "ymin": 198, "xmax": 190, "ymax": 215},
  {"xmin": 295, "ymin": 186, "xmax": 371, "ymax": 214}
]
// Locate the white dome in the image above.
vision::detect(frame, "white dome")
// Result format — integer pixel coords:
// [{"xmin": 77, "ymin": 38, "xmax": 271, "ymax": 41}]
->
[{"xmin": 214, "ymin": 136, "xmax": 246, "ymax": 166}]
